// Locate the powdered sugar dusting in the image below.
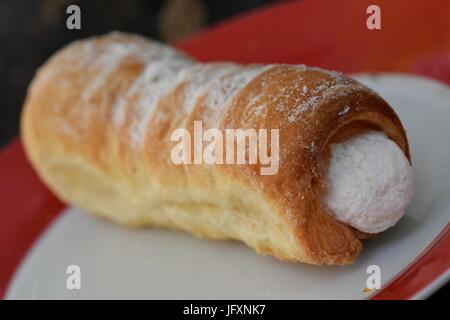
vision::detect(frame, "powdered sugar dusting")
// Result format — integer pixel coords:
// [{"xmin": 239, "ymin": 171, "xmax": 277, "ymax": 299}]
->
[
  {"xmin": 302, "ymin": 85, "xmax": 308, "ymax": 94},
  {"xmin": 338, "ymin": 105, "xmax": 351, "ymax": 116},
  {"xmin": 287, "ymin": 71, "xmax": 366, "ymax": 123},
  {"xmin": 204, "ymin": 65, "xmax": 273, "ymax": 127},
  {"xmin": 45, "ymin": 32, "xmax": 194, "ymax": 138},
  {"xmin": 308, "ymin": 141, "xmax": 317, "ymax": 153},
  {"xmin": 104, "ymin": 39, "xmax": 192, "ymax": 126},
  {"xmin": 127, "ymin": 58, "xmax": 193, "ymax": 148},
  {"xmin": 178, "ymin": 63, "xmax": 240, "ymax": 115},
  {"xmin": 44, "ymin": 32, "xmax": 380, "ymax": 154},
  {"xmin": 254, "ymin": 103, "xmax": 268, "ymax": 117},
  {"xmin": 80, "ymin": 42, "xmax": 138, "ymax": 101}
]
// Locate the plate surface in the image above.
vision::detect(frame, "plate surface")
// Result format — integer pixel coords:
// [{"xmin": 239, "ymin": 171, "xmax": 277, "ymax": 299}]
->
[{"xmin": 6, "ymin": 74, "xmax": 450, "ymax": 299}]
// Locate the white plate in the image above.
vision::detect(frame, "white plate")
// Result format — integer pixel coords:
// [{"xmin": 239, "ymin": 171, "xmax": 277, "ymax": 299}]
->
[{"xmin": 6, "ymin": 74, "xmax": 450, "ymax": 299}]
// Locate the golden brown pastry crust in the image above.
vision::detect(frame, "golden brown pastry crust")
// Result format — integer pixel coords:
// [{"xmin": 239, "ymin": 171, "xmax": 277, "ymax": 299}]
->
[{"xmin": 21, "ymin": 32, "xmax": 410, "ymax": 265}]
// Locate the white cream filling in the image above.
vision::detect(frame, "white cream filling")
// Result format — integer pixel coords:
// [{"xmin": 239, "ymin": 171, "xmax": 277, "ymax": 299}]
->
[{"xmin": 322, "ymin": 131, "xmax": 414, "ymax": 233}]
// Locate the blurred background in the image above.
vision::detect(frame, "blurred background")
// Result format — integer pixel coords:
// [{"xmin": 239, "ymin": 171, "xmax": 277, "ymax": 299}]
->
[
  {"xmin": 0, "ymin": 0, "xmax": 277, "ymax": 148},
  {"xmin": 0, "ymin": 0, "xmax": 448, "ymax": 299}
]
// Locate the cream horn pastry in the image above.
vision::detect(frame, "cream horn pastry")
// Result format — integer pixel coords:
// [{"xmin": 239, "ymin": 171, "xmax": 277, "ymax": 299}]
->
[{"xmin": 21, "ymin": 32, "xmax": 413, "ymax": 265}]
